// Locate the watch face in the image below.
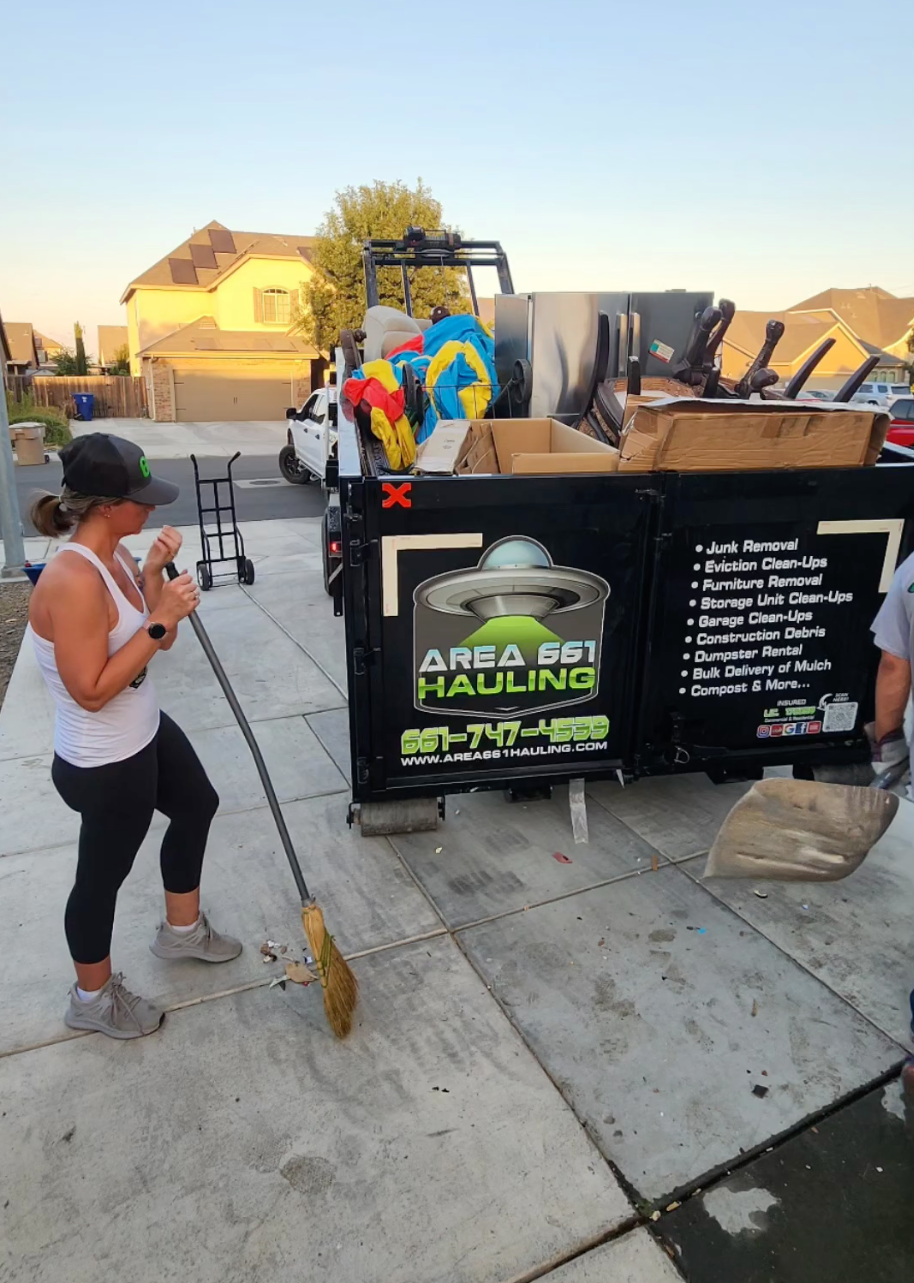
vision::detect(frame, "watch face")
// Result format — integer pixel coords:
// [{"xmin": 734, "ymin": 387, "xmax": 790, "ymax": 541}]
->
[{"xmin": 148, "ymin": 623, "xmax": 167, "ymax": 640}]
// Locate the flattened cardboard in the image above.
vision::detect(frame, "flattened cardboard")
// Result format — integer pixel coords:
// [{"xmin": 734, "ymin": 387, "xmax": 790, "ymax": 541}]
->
[
  {"xmin": 619, "ymin": 398, "xmax": 889, "ymax": 473},
  {"xmin": 414, "ymin": 420, "xmax": 473, "ymax": 473},
  {"xmin": 455, "ymin": 418, "xmax": 619, "ymax": 476}
]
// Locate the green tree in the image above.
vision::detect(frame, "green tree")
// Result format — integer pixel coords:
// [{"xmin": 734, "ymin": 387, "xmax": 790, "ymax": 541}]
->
[
  {"xmin": 296, "ymin": 179, "xmax": 469, "ymax": 352},
  {"xmin": 74, "ymin": 321, "xmax": 88, "ymax": 375},
  {"xmin": 53, "ymin": 348, "xmax": 80, "ymax": 375}
]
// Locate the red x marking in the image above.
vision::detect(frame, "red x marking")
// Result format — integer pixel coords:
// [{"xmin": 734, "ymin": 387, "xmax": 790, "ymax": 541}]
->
[{"xmin": 382, "ymin": 481, "xmax": 412, "ymax": 509}]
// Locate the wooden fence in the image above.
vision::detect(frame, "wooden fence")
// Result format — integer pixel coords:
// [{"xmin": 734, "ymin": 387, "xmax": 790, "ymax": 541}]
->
[{"xmin": 7, "ymin": 375, "xmax": 148, "ymax": 419}]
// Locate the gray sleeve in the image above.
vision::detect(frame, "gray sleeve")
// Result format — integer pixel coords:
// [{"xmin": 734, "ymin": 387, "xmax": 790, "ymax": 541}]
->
[{"xmin": 872, "ymin": 555, "xmax": 914, "ymax": 660}]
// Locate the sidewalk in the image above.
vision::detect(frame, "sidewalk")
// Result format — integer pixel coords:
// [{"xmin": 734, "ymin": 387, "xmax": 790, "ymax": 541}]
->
[
  {"xmin": 69, "ymin": 417, "xmax": 289, "ymax": 459},
  {"xmin": 1, "ymin": 519, "xmax": 912, "ymax": 1282}
]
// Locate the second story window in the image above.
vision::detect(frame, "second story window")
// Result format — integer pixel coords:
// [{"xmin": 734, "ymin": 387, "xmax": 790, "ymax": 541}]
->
[{"xmin": 262, "ymin": 288, "xmax": 291, "ymax": 324}]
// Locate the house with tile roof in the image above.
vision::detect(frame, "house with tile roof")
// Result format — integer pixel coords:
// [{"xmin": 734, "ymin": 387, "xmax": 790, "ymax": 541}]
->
[
  {"xmin": 721, "ymin": 287, "xmax": 913, "ymax": 393},
  {"xmin": 4, "ymin": 322, "xmax": 40, "ymax": 376},
  {"xmin": 121, "ymin": 220, "xmax": 321, "ymax": 421},
  {"xmin": 33, "ymin": 331, "xmax": 67, "ymax": 369}
]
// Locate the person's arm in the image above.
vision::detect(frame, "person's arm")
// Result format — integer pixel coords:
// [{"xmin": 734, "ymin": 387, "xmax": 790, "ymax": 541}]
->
[
  {"xmin": 875, "ymin": 650, "xmax": 911, "ymax": 741},
  {"xmin": 131, "ymin": 527, "xmax": 184, "ymax": 650},
  {"xmin": 51, "ymin": 569, "xmax": 198, "ymax": 712}
]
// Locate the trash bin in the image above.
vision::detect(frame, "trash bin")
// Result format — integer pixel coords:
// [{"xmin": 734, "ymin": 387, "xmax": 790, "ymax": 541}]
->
[
  {"xmin": 72, "ymin": 393, "xmax": 94, "ymax": 421},
  {"xmin": 13, "ymin": 425, "xmax": 45, "ymax": 466}
]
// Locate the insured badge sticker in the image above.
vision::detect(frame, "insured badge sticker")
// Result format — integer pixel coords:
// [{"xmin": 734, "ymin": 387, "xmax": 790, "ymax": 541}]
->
[{"xmin": 412, "ymin": 537, "xmax": 610, "ymax": 718}]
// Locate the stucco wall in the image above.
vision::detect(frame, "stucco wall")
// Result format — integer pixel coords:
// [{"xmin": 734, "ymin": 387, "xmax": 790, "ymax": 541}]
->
[{"xmin": 213, "ymin": 257, "xmax": 312, "ymax": 329}]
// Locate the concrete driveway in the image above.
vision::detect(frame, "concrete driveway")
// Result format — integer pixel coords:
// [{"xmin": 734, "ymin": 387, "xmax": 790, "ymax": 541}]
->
[
  {"xmin": 1, "ymin": 518, "xmax": 913, "ymax": 1281},
  {"xmin": 70, "ymin": 417, "xmax": 289, "ymax": 459}
]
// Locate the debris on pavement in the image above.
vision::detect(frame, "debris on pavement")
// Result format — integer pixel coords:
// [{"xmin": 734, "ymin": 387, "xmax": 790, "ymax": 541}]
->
[
  {"xmin": 284, "ymin": 960, "xmax": 318, "ymax": 986},
  {"xmin": 751, "ymin": 999, "xmax": 759, "ymax": 1017},
  {"xmin": 552, "ymin": 852, "xmax": 572, "ymax": 864},
  {"xmin": 752, "ymin": 1084, "xmax": 770, "ymax": 1098},
  {"xmin": 569, "ymin": 777, "xmax": 589, "ymax": 844},
  {"xmin": 651, "ymin": 854, "xmax": 660, "ymax": 872},
  {"xmin": 753, "ymin": 889, "xmax": 769, "ymax": 899}
]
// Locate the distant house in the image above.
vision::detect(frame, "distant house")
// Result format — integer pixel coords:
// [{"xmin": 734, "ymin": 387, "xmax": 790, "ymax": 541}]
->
[
  {"xmin": 4, "ymin": 323, "xmax": 40, "ymax": 376},
  {"xmin": 120, "ymin": 220, "xmax": 321, "ymax": 421},
  {"xmin": 722, "ymin": 287, "xmax": 913, "ymax": 392},
  {"xmin": 34, "ymin": 331, "xmax": 67, "ymax": 370},
  {"xmin": 0, "ymin": 313, "xmax": 12, "ymax": 391},
  {"xmin": 97, "ymin": 325, "xmax": 129, "ymax": 369}
]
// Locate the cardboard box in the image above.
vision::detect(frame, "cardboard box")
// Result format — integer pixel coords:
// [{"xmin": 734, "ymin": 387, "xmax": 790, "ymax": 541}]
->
[
  {"xmin": 619, "ymin": 398, "xmax": 889, "ymax": 473},
  {"xmin": 414, "ymin": 420, "xmax": 474, "ymax": 473},
  {"xmin": 455, "ymin": 418, "xmax": 619, "ymax": 476}
]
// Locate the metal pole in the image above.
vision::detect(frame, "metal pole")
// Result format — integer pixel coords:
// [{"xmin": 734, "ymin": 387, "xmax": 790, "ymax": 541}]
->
[{"xmin": 0, "ymin": 384, "xmax": 26, "ymax": 578}]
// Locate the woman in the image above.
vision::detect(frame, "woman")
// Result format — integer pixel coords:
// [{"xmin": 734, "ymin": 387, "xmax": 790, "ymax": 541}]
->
[{"xmin": 28, "ymin": 432, "xmax": 241, "ymax": 1040}]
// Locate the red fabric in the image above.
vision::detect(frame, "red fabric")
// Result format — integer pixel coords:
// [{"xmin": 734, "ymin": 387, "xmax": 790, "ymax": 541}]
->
[
  {"xmin": 384, "ymin": 334, "xmax": 425, "ymax": 360},
  {"xmin": 343, "ymin": 376, "xmax": 405, "ymax": 425}
]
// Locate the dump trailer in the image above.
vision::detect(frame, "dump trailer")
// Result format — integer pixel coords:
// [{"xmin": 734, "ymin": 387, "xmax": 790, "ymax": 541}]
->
[{"xmin": 329, "ymin": 231, "xmax": 914, "ymax": 834}]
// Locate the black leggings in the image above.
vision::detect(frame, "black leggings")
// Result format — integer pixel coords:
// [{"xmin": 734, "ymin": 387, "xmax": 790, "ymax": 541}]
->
[{"xmin": 52, "ymin": 712, "xmax": 219, "ymax": 965}]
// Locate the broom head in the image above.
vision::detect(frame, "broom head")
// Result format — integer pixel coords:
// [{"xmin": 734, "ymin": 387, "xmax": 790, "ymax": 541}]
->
[{"xmin": 301, "ymin": 901, "xmax": 359, "ymax": 1038}]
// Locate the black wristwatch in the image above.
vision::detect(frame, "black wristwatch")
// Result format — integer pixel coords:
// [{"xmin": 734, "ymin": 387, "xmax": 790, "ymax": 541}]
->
[{"xmin": 147, "ymin": 622, "xmax": 167, "ymax": 640}]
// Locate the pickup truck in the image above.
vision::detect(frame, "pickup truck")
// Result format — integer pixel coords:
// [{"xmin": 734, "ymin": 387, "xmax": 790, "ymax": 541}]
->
[
  {"xmin": 279, "ymin": 385, "xmax": 341, "ymax": 595},
  {"xmin": 279, "ymin": 386, "xmax": 337, "ymax": 484}
]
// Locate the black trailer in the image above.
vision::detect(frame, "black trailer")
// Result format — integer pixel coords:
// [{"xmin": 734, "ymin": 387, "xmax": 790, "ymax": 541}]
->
[
  {"xmin": 337, "ymin": 422, "xmax": 914, "ymax": 830},
  {"xmin": 331, "ymin": 236, "xmax": 914, "ymax": 832}
]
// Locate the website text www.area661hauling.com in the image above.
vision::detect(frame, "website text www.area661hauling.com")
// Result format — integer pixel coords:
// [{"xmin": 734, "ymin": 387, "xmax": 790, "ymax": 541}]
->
[{"xmin": 399, "ymin": 716, "xmax": 610, "ymax": 767}]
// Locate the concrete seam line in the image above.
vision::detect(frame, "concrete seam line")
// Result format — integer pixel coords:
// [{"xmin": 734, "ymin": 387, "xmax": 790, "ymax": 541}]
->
[
  {"xmin": 240, "ymin": 586, "xmax": 348, "ymax": 701},
  {"xmin": 344, "ymin": 928, "xmax": 449, "ymax": 961},
  {"xmin": 448, "ymin": 863, "xmax": 672, "ymax": 935},
  {"xmin": 671, "ymin": 860, "xmax": 914, "ymax": 1053},
  {"xmin": 499, "ymin": 1219, "xmax": 643, "ymax": 1283},
  {"xmin": 584, "ymin": 786, "xmax": 698, "ymax": 861},
  {"xmin": 0, "ymin": 786, "xmax": 353, "ymax": 859}
]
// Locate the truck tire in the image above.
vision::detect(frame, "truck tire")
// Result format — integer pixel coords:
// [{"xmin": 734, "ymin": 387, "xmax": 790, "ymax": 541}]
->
[{"xmin": 279, "ymin": 445, "xmax": 310, "ymax": 484}]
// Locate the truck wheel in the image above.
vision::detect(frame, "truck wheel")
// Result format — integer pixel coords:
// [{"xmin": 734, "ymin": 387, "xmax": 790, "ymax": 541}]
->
[{"xmin": 279, "ymin": 445, "xmax": 310, "ymax": 484}]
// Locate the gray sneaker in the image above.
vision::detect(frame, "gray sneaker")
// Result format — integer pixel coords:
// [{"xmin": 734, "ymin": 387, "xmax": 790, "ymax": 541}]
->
[
  {"xmin": 65, "ymin": 973, "xmax": 164, "ymax": 1040},
  {"xmin": 150, "ymin": 911, "xmax": 242, "ymax": 963}
]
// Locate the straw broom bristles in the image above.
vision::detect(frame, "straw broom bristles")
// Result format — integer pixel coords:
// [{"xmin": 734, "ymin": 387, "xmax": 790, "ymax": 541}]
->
[{"xmin": 301, "ymin": 902, "xmax": 359, "ymax": 1038}]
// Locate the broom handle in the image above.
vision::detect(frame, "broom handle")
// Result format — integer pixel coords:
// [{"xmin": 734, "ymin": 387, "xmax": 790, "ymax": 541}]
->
[{"xmin": 165, "ymin": 563, "xmax": 311, "ymax": 904}]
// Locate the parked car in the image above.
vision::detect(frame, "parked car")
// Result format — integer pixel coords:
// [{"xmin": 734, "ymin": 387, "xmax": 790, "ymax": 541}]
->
[
  {"xmin": 887, "ymin": 397, "xmax": 914, "ymax": 449},
  {"xmin": 857, "ymin": 381, "xmax": 911, "ymax": 407}
]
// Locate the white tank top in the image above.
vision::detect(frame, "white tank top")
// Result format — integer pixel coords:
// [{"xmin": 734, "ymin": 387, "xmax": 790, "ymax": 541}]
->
[{"xmin": 29, "ymin": 543, "xmax": 160, "ymax": 767}]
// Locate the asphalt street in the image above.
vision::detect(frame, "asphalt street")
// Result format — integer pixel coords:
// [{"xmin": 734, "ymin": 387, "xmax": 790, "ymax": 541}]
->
[{"xmin": 14, "ymin": 454, "xmax": 327, "ymax": 534}]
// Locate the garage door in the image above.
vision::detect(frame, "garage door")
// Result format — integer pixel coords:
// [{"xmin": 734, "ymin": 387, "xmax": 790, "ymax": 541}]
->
[{"xmin": 172, "ymin": 369, "xmax": 293, "ymax": 422}]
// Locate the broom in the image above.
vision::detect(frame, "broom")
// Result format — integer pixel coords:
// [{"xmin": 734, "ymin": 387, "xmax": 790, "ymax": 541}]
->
[{"xmin": 165, "ymin": 564, "xmax": 358, "ymax": 1037}]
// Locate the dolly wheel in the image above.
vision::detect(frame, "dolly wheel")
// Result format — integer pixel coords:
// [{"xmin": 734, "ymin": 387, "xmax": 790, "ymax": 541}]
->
[
  {"xmin": 197, "ymin": 563, "xmax": 213, "ymax": 591},
  {"xmin": 243, "ymin": 558, "xmax": 256, "ymax": 585}
]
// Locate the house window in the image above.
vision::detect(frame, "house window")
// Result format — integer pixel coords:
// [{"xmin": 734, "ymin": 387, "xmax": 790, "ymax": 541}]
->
[{"xmin": 262, "ymin": 289, "xmax": 291, "ymax": 324}]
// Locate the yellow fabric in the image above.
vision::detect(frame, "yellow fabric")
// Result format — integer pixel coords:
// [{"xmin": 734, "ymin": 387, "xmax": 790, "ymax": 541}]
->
[
  {"xmin": 360, "ymin": 358, "xmax": 402, "ymax": 393},
  {"xmin": 425, "ymin": 339, "xmax": 494, "ymax": 419},
  {"xmin": 369, "ymin": 406, "xmax": 415, "ymax": 471}
]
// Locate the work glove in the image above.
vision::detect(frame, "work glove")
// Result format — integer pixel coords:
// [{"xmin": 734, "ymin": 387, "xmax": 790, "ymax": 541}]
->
[{"xmin": 866, "ymin": 723, "xmax": 909, "ymax": 789}]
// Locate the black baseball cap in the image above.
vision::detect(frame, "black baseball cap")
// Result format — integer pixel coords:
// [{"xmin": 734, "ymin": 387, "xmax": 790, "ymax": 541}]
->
[{"xmin": 59, "ymin": 433, "xmax": 179, "ymax": 506}]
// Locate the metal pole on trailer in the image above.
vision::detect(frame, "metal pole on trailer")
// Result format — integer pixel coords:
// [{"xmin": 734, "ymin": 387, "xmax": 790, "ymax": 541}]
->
[{"xmin": 0, "ymin": 378, "xmax": 26, "ymax": 578}]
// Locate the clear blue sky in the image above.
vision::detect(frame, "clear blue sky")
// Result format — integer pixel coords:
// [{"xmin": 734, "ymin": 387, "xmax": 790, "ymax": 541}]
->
[{"xmin": 2, "ymin": 0, "xmax": 911, "ymax": 351}]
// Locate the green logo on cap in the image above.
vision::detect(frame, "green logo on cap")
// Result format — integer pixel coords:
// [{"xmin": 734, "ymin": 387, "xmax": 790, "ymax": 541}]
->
[{"xmin": 139, "ymin": 455, "xmax": 151, "ymax": 478}]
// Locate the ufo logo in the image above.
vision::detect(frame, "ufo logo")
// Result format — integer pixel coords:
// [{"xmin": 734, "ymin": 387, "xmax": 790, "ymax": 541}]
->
[{"xmin": 414, "ymin": 537, "xmax": 609, "ymax": 623}]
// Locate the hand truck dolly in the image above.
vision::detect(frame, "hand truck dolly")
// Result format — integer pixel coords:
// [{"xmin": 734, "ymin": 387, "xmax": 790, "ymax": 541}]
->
[{"xmin": 190, "ymin": 452, "xmax": 255, "ymax": 590}]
